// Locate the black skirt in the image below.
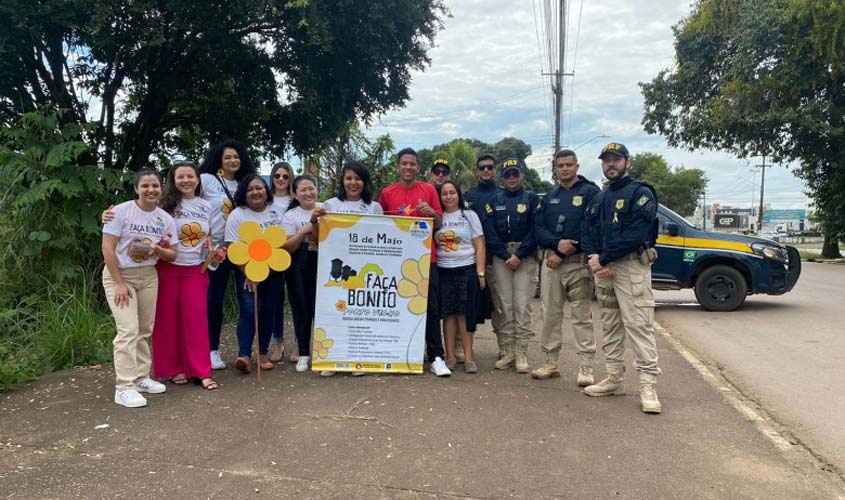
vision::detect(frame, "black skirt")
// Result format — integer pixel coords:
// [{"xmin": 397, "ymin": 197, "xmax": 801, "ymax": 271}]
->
[{"xmin": 437, "ymin": 264, "xmax": 492, "ymax": 332}]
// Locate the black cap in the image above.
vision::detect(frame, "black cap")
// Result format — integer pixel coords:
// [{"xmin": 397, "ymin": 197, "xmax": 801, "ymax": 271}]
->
[
  {"xmin": 431, "ymin": 158, "xmax": 451, "ymax": 172},
  {"xmin": 598, "ymin": 143, "xmax": 629, "ymax": 159},
  {"xmin": 501, "ymin": 158, "xmax": 523, "ymax": 176}
]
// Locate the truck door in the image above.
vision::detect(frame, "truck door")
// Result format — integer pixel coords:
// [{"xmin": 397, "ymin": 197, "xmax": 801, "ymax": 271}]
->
[{"xmin": 653, "ymin": 208, "xmax": 686, "ymax": 285}]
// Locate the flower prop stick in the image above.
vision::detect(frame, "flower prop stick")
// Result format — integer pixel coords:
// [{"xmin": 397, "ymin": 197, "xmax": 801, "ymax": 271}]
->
[{"xmin": 227, "ymin": 221, "xmax": 292, "ymax": 379}]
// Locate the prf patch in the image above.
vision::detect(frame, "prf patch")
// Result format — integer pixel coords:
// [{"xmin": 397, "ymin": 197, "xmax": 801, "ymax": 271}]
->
[
  {"xmin": 615, "ymin": 199, "xmax": 625, "ymax": 210},
  {"xmin": 516, "ymin": 203, "xmax": 527, "ymax": 213},
  {"xmin": 637, "ymin": 195, "xmax": 649, "ymax": 207},
  {"xmin": 572, "ymin": 195, "xmax": 583, "ymax": 207}
]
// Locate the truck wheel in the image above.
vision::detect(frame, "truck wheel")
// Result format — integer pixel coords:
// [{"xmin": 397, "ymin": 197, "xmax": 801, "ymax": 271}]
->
[{"xmin": 694, "ymin": 265, "xmax": 748, "ymax": 311}]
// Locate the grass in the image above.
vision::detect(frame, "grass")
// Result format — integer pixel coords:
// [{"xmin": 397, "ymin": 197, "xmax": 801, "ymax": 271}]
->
[{"xmin": 799, "ymin": 250, "xmax": 824, "ymax": 261}]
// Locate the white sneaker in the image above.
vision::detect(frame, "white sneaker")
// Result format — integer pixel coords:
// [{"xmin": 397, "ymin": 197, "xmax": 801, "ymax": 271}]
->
[
  {"xmin": 430, "ymin": 357, "xmax": 451, "ymax": 377},
  {"xmin": 295, "ymin": 356, "xmax": 311, "ymax": 372},
  {"xmin": 210, "ymin": 350, "xmax": 225, "ymax": 370},
  {"xmin": 135, "ymin": 378, "xmax": 166, "ymax": 394},
  {"xmin": 320, "ymin": 370, "xmax": 336, "ymax": 377},
  {"xmin": 115, "ymin": 388, "xmax": 147, "ymax": 408},
  {"xmin": 351, "ymin": 371, "xmax": 366, "ymax": 377}
]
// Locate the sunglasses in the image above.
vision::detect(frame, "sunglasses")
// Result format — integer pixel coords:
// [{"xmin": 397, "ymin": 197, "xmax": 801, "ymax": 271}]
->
[
  {"xmin": 274, "ymin": 173, "xmax": 290, "ymax": 180},
  {"xmin": 477, "ymin": 164, "xmax": 495, "ymax": 171},
  {"xmin": 502, "ymin": 171, "xmax": 521, "ymax": 179},
  {"xmin": 173, "ymin": 160, "xmax": 197, "ymax": 168},
  {"xmin": 432, "ymin": 168, "xmax": 449, "ymax": 176}
]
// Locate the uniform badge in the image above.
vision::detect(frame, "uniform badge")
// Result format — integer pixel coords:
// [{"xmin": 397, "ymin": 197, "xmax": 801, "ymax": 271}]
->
[
  {"xmin": 517, "ymin": 203, "xmax": 527, "ymax": 214},
  {"xmin": 485, "ymin": 204, "xmax": 493, "ymax": 214},
  {"xmin": 615, "ymin": 199, "xmax": 625, "ymax": 210},
  {"xmin": 572, "ymin": 195, "xmax": 583, "ymax": 207},
  {"xmin": 637, "ymin": 195, "xmax": 649, "ymax": 207}
]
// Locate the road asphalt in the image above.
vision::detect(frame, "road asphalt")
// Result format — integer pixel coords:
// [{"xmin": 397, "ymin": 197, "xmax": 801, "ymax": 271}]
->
[{"xmin": 2, "ymin": 301, "xmax": 843, "ymax": 499}]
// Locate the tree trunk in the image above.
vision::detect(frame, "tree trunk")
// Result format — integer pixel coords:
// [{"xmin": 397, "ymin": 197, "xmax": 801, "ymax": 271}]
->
[{"xmin": 821, "ymin": 231, "xmax": 842, "ymax": 259}]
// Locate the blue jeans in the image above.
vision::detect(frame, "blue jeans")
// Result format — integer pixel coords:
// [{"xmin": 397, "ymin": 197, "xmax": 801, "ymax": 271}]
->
[
  {"xmin": 234, "ymin": 270, "xmax": 285, "ymax": 358},
  {"xmin": 271, "ymin": 273, "xmax": 287, "ymax": 343},
  {"xmin": 207, "ymin": 258, "xmax": 240, "ymax": 351}
]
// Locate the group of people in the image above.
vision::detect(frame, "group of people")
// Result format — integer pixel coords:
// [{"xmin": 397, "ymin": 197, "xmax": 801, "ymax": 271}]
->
[{"xmin": 101, "ymin": 139, "xmax": 663, "ymax": 414}]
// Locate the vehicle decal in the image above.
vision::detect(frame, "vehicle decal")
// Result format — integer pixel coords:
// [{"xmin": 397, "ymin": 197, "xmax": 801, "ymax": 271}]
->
[
  {"xmin": 656, "ymin": 235, "xmax": 754, "ymax": 254},
  {"xmin": 683, "ymin": 250, "xmax": 696, "ymax": 262}
]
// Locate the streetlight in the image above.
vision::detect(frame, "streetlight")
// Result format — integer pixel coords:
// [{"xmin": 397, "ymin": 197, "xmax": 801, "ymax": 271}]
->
[{"xmin": 573, "ymin": 134, "xmax": 609, "ymax": 150}]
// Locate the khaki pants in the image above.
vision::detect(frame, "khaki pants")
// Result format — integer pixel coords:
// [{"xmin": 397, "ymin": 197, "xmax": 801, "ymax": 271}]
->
[
  {"xmin": 486, "ymin": 262, "xmax": 503, "ymax": 337},
  {"xmin": 491, "ymin": 255, "xmax": 538, "ymax": 344},
  {"xmin": 103, "ymin": 266, "xmax": 159, "ymax": 389},
  {"xmin": 538, "ymin": 253, "xmax": 595, "ymax": 362},
  {"xmin": 595, "ymin": 253, "xmax": 661, "ymax": 383}
]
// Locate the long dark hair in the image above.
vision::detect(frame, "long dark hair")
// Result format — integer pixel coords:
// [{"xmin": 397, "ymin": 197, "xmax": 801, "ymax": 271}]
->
[
  {"xmin": 233, "ymin": 173, "xmax": 273, "ymax": 208},
  {"xmin": 270, "ymin": 161, "xmax": 294, "ymax": 196},
  {"xmin": 337, "ymin": 161, "xmax": 373, "ymax": 204},
  {"xmin": 199, "ymin": 139, "xmax": 256, "ymax": 181},
  {"xmin": 287, "ymin": 174, "xmax": 319, "ymax": 211},
  {"xmin": 160, "ymin": 160, "xmax": 202, "ymax": 214},
  {"xmin": 439, "ymin": 180, "xmax": 466, "ymax": 214}
]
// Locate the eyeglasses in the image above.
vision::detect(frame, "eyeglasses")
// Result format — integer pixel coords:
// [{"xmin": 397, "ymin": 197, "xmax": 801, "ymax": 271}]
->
[
  {"xmin": 432, "ymin": 168, "xmax": 449, "ymax": 176},
  {"xmin": 274, "ymin": 173, "xmax": 290, "ymax": 180},
  {"xmin": 477, "ymin": 164, "xmax": 495, "ymax": 171},
  {"xmin": 502, "ymin": 171, "xmax": 520, "ymax": 179}
]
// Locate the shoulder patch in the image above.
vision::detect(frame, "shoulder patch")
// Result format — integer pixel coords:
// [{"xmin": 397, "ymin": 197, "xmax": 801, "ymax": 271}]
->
[{"xmin": 637, "ymin": 195, "xmax": 649, "ymax": 207}]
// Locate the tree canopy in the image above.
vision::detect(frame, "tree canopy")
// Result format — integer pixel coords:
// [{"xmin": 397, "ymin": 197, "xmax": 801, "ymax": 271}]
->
[
  {"xmin": 640, "ymin": 0, "xmax": 845, "ymax": 257},
  {"xmin": 629, "ymin": 153, "xmax": 708, "ymax": 217},
  {"xmin": 0, "ymin": 0, "xmax": 447, "ymax": 170}
]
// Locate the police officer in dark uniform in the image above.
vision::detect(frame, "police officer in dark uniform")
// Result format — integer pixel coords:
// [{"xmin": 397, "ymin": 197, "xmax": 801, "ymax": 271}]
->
[
  {"xmin": 531, "ymin": 149, "xmax": 600, "ymax": 386},
  {"xmin": 482, "ymin": 158, "xmax": 540, "ymax": 373},
  {"xmin": 581, "ymin": 142, "xmax": 662, "ymax": 414}
]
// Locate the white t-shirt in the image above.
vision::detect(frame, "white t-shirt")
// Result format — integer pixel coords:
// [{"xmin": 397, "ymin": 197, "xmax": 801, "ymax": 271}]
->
[
  {"xmin": 272, "ymin": 195, "xmax": 291, "ymax": 213},
  {"xmin": 224, "ymin": 204, "xmax": 286, "ymax": 244},
  {"xmin": 102, "ymin": 200, "xmax": 178, "ymax": 269},
  {"xmin": 172, "ymin": 197, "xmax": 213, "ymax": 266},
  {"xmin": 435, "ymin": 209, "xmax": 484, "ymax": 268},
  {"xmin": 282, "ymin": 205, "xmax": 318, "ymax": 251},
  {"xmin": 323, "ymin": 197, "xmax": 383, "ymax": 214},
  {"xmin": 201, "ymin": 173, "xmax": 238, "ymax": 246}
]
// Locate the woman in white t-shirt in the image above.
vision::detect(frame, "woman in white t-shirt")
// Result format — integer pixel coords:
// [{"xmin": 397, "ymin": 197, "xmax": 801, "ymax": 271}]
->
[
  {"xmin": 224, "ymin": 174, "xmax": 287, "ymax": 374},
  {"xmin": 434, "ymin": 181, "xmax": 488, "ymax": 374},
  {"xmin": 199, "ymin": 140, "xmax": 257, "ymax": 371},
  {"xmin": 281, "ymin": 174, "xmax": 323, "ymax": 373},
  {"xmin": 322, "ymin": 161, "xmax": 384, "ymax": 215},
  {"xmin": 102, "ymin": 169, "xmax": 178, "ymax": 408},
  {"xmin": 268, "ymin": 161, "xmax": 295, "ymax": 363}
]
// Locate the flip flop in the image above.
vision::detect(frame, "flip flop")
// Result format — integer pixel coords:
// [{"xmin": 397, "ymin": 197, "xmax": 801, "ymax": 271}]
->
[
  {"xmin": 235, "ymin": 356, "xmax": 251, "ymax": 374},
  {"xmin": 269, "ymin": 342, "xmax": 286, "ymax": 363},
  {"xmin": 172, "ymin": 374, "xmax": 188, "ymax": 385},
  {"xmin": 198, "ymin": 378, "xmax": 218, "ymax": 390},
  {"xmin": 258, "ymin": 355, "xmax": 274, "ymax": 371}
]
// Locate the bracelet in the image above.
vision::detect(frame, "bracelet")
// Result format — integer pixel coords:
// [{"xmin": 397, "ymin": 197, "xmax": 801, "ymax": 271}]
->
[{"xmin": 477, "ymin": 273, "xmax": 485, "ymax": 278}]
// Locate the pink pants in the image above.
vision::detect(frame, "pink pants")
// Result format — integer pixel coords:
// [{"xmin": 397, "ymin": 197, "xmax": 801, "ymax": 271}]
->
[{"xmin": 152, "ymin": 261, "xmax": 211, "ymax": 379}]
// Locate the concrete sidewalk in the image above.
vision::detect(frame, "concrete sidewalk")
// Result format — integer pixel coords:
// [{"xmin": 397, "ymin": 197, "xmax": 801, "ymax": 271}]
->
[{"xmin": 1, "ymin": 301, "xmax": 842, "ymax": 499}]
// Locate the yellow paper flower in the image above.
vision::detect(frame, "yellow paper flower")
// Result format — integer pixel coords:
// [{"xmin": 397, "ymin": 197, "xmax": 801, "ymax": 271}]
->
[
  {"xmin": 312, "ymin": 328, "xmax": 334, "ymax": 359},
  {"xmin": 397, "ymin": 255, "xmax": 430, "ymax": 315},
  {"xmin": 179, "ymin": 222, "xmax": 206, "ymax": 247},
  {"xmin": 221, "ymin": 198, "xmax": 233, "ymax": 220},
  {"xmin": 335, "ymin": 300, "xmax": 347, "ymax": 312},
  {"xmin": 227, "ymin": 221, "xmax": 291, "ymax": 282},
  {"xmin": 131, "ymin": 237, "xmax": 153, "ymax": 263}
]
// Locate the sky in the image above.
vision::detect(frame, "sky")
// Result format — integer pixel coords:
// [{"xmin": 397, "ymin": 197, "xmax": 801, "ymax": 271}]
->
[{"xmin": 365, "ymin": 0, "xmax": 809, "ymax": 210}]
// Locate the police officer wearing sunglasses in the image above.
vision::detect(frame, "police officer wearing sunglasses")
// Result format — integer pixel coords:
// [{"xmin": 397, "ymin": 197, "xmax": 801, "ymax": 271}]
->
[
  {"xmin": 531, "ymin": 149, "xmax": 599, "ymax": 386},
  {"xmin": 481, "ymin": 158, "xmax": 540, "ymax": 373}
]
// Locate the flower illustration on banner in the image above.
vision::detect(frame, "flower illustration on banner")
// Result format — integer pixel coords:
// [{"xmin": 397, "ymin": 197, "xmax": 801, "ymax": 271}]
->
[
  {"xmin": 312, "ymin": 328, "xmax": 334, "ymax": 359},
  {"xmin": 437, "ymin": 230, "xmax": 461, "ymax": 252},
  {"xmin": 227, "ymin": 221, "xmax": 291, "ymax": 282},
  {"xmin": 179, "ymin": 222, "xmax": 206, "ymax": 247},
  {"xmin": 335, "ymin": 299, "xmax": 347, "ymax": 312},
  {"xmin": 397, "ymin": 254, "xmax": 430, "ymax": 315}
]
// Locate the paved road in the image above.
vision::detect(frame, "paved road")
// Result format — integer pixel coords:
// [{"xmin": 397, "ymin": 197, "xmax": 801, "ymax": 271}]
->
[{"xmin": 655, "ymin": 262, "xmax": 845, "ymax": 476}]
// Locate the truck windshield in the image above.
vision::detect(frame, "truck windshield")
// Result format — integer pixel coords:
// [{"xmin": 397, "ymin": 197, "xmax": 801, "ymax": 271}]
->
[{"xmin": 662, "ymin": 205, "xmax": 698, "ymax": 229}]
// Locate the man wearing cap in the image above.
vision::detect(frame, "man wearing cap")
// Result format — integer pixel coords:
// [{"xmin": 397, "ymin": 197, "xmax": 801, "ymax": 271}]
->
[
  {"xmin": 481, "ymin": 159, "xmax": 540, "ymax": 373},
  {"xmin": 580, "ymin": 142, "xmax": 662, "ymax": 413},
  {"xmin": 428, "ymin": 159, "xmax": 452, "ymax": 191},
  {"xmin": 531, "ymin": 149, "xmax": 600, "ymax": 386}
]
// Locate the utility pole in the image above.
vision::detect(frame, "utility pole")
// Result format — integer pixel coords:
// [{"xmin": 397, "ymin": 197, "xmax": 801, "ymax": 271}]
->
[
  {"xmin": 553, "ymin": 0, "xmax": 566, "ymax": 153},
  {"xmin": 757, "ymin": 155, "xmax": 767, "ymax": 231},
  {"xmin": 702, "ymin": 190, "xmax": 707, "ymax": 231}
]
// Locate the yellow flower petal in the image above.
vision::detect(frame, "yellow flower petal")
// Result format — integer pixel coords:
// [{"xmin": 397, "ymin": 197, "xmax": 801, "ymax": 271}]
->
[
  {"xmin": 324, "ymin": 338, "xmax": 334, "ymax": 349},
  {"xmin": 313, "ymin": 328, "xmax": 326, "ymax": 341},
  {"xmin": 238, "ymin": 221, "xmax": 262, "ymax": 244},
  {"xmin": 190, "ymin": 222, "xmax": 201, "ymax": 234},
  {"xmin": 264, "ymin": 225, "xmax": 287, "ymax": 248},
  {"xmin": 417, "ymin": 278, "xmax": 429, "ymax": 298},
  {"xmin": 401, "ymin": 258, "xmax": 421, "ymax": 284},
  {"xmin": 244, "ymin": 259, "xmax": 269, "ymax": 282},
  {"xmin": 419, "ymin": 254, "xmax": 430, "ymax": 280},
  {"xmin": 267, "ymin": 248, "xmax": 291, "ymax": 272},
  {"xmin": 397, "ymin": 278, "xmax": 418, "ymax": 298},
  {"xmin": 408, "ymin": 295, "xmax": 427, "ymax": 315},
  {"xmin": 227, "ymin": 241, "xmax": 250, "ymax": 265}
]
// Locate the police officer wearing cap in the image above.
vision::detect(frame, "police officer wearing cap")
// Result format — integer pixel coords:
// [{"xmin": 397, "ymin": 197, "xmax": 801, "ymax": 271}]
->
[
  {"xmin": 429, "ymin": 158, "xmax": 451, "ymax": 192},
  {"xmin": 482, "ymin": 158, "xmax": 540, "ymax": 373},
  {"xmin": 581, "ymin": 142, "xmax": 662, "ymax": 414},
  {"xmin": 530, "ymin": 149, "xmax": 599, "ymax": 386}
]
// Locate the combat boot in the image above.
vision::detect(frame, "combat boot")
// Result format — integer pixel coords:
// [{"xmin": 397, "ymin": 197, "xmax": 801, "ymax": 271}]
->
[
  {"xmin": 576, "ymin": 363, "xmax": 595, "ymax": 387},
  {"xmin": 515, "ymin": 343, "xmax": 529, "ymax": 373},
  {"xmin": 639, "ymin": 383, "xmax": 662, "ymax": 414},
  {"xmin": 583, "ymin": 371, "xmax": 625, "ymax": 397},
  {"xmin": 494, "ymin": 342, "xmax": 516, "ymax": 370},
  {"xmin": 531, "ymin": 351, "xmax": 560, "ymax": 380}
]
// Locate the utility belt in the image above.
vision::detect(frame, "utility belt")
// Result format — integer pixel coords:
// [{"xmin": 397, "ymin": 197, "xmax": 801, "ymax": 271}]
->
[
  {"xmin": 506, "ymin": 241, "xmax": 521, "ymax": 254},
  {"xmin": 544, "ymin": 250, "xmax": 586, "ymax": 264},
  {"xmin": 621, "ymin": 247, "xmax": 657, "ymax": 265}
]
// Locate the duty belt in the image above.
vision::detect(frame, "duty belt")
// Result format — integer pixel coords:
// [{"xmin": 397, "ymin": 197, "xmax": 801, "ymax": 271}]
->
[
  {"xmin": 506, "ymin": 241, "xmax": 521, "ymax": 254},
  {"xmin": 544, "ymin": 250, "xmax": 586, "ymax": 264}
]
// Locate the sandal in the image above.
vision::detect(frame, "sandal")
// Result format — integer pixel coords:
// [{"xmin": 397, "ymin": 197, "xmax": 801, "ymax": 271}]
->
[
  {"xmin": 234, "ymin": 356, "xmax": 251, "ymax": 374},
  {"xmin": 288, "ymin": 346, "xmax": 300, "ymax": 363},
  {"xmin": 269, "ymin": 342, "xmax": 286, "ymax": 363},
  {"xmin": 198, "ymin": 378, "xmax": 218, "ymax": 390},
  {"xmin": 258, "ymin": 355, "xmax": 274, "ymax": 371},
  {"xmin": 172, "ymin": 374, "xmax": 188, "ymax": 385}
]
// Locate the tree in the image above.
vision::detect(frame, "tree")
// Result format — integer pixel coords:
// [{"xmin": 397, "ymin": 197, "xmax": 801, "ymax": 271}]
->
[
  {"xmin": 640, "ymin": 0, "xmax": 845, "ymax": 257},
  {"xmin": 0, "ymin": 0, "xmax": 447, "ymax": 170},
  {"xmin": 629, "ymin": 153, "xmax": 708, "ymax": 217}
]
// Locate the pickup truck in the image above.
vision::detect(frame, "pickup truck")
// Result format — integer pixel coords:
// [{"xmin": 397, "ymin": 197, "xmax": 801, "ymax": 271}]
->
[{"xmin": 652, "ymin": 205, "xmax": 801, "ymax": 311}]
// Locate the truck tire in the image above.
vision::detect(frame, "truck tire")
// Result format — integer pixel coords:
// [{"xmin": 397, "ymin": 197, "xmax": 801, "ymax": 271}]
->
[{"xmin": 694, "ymin": 265, "xmax": 748, "ymax": 311}]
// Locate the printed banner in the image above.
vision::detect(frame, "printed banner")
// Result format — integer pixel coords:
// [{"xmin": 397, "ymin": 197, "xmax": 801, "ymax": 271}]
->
[{"xmin": 312, "ymin": 213, "xmax": 433, "ymax": 373}]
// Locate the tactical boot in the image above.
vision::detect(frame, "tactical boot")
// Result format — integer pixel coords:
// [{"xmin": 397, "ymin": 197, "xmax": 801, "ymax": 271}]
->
[
  {"xmin": 576, "ymin": 364, "xmax": 595, "ymax": 387},
  {"xmin": 639, "ymin": 383, "xmax": 662, "ymax": 414},
  {"xmin": 494, "ymin": 343, "xmax": 516, "ymax": 370},
  {"xmin": 496, "ymin": 340, "xmax": 507, "ymax": 360},
  {"xmin": 583, "ymin": 372, "xmax": 625, "ymax": 397},
  {"xmin": 515, "ymin": 343, "xmax": 530, "ymax": 373},
  {"xmin": 531, "ymin": 351, "xmax": 560, "ymax": 380}
]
